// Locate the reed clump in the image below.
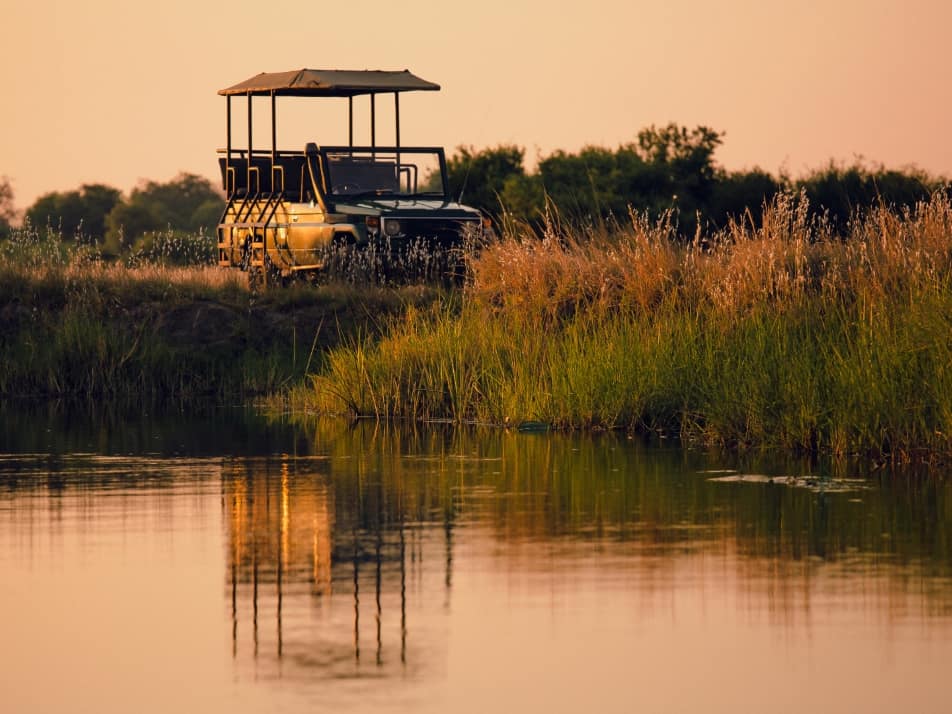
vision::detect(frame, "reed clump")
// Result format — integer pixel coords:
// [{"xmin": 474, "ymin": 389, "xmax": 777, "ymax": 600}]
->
[{"xmin": 307, "ymin": 191, "xmax": 952, "ymax": 459}]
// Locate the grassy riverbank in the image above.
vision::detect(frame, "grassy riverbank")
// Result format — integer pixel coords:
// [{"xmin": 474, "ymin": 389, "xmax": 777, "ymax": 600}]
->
[
  {"xmin": 5, "ymin": 194, "xmax": 951, "ymax": 459},
  {"xmin": 0, "ymin": 229, "xmax": 441, "ymax": 404},
  {"xmin": 300, "ymin": 192, "xmax": 952, "ymax": 459}
]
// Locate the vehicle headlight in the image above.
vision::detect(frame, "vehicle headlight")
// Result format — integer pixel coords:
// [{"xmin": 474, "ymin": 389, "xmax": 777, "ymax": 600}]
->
[{"xmin": 383, "ymin": 218, "xmax": 403, "ymax": 237}]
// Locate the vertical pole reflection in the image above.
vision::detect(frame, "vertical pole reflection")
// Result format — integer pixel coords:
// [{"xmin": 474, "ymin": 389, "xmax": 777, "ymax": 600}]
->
[
  {"xmin": 277, "ymin": 465, "xmax": 289, "ymax": 660},
  {"xmin": 311, "ymin": 484, "xmax": 332, "ymax": 598},
  {"xmin": 231, "ymin": 482, "xmax": 241, "ymax": 659},
  {"xmin": 253, "ymin": 544, "xmax": 259, "ymax": 658},
  {"xmin": 353, "ymin": 536, "xmax": 360, "ymax": 664},
  {"xmin": 375, "ymin": 529, "xmax": 382, "ymax": 666},
  {"xmin": 231, "ymin": 558, "xmax": 238, "ymax": 659},
  {"xmin": 444, "ymin": 504, "xmax": 455, "ymax": 609},
  {"xmin": 276, "ymin": 529, "xmax": 283, "ymax": 661},
  {"xmin": 400, "ymin": 521, "xmax": 407, "ymax": 666}
]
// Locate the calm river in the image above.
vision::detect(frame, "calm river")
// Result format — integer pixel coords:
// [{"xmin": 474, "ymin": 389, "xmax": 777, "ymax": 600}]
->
[{"xmin": 1, "ymin": 407, "xmax": 950, "ymax": 713}]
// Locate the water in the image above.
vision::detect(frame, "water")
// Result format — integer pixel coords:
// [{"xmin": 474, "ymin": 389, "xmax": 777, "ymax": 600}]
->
[{"xmin": 1, "ymin": 408, "xmax": 950, "ymax": 713}]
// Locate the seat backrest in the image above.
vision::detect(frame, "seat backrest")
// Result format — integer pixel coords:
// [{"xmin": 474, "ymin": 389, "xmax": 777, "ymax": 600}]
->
[
  {"xmin": 218, "ymin": 156, "xmax": 278, "ymax": 197},
  {"xmin": 275, "ymin": 155, "xmax": 309, "ymax": 201}
]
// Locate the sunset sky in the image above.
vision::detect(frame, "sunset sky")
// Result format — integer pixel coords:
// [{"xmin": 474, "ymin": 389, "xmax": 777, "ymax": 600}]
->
[{"xmin": 2, "ymin": 0, "xmax": 950, "ymax": 212}]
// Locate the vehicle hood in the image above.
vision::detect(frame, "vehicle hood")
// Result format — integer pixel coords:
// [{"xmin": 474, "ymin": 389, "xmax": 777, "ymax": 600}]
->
[{"xmin": 332, "ymin": 198, "xmax": 480, "ymax": 219}]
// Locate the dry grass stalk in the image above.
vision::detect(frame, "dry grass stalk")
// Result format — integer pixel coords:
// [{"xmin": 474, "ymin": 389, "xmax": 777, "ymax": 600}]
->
[{"xmin": 468, "ymin": 191, "xmax": 952, "ymax": 323}]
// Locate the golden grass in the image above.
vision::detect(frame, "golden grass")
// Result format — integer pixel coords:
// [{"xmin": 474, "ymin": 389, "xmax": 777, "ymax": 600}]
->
[
  {"xmin": 469, "ymin": 191, "xmax": 952, "ymax": 323},
  {"xmin": 304, "ymin": 190, "xmax": 952, "ymax": 459}
]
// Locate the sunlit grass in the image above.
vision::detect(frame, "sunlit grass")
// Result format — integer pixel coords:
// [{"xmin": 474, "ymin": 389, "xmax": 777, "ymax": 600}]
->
[
  {"xmin": 302, "ymin": 191, "xmax": 952, "ymax": 460},
  {"xmin": 1, "ymin": 222, "xmax": 244, "ymax": 300},
  {"xmin": 0, "ymin": 223, "xmax": 444, "ymax": 404},
  {"xmin": 6, "ymin": 196, "xmax": 952, "ymax": 459}
]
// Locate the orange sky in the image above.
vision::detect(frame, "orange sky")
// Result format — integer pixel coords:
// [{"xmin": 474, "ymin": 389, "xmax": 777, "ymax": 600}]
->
[{"xmin": 2, "ymin": 0, "xmax": 950, "ymax": 211}]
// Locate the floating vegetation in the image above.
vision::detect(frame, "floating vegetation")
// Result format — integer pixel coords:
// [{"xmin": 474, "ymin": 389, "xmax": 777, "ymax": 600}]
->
[{"xmin": 707, "ymin": 474, "xmax": 872, "ymax": 494}]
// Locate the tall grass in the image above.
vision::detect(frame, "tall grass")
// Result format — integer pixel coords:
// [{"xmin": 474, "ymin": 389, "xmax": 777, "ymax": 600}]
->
[
  {"xmin": 0, "ymin": 223, "xmax": 244, "ymax": 400},
  {"xmin": 0, "ymin": 223, "xmax": 443, "ymax": 404},
  {"xmin": 304, "ymin": 191, "xmax": 952, "ymax": 459}
]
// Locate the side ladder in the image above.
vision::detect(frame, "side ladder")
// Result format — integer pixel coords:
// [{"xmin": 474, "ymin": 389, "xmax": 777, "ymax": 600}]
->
[{"xmin": 218, "ymin": 164, "xmax": 286, "ymax": 279}]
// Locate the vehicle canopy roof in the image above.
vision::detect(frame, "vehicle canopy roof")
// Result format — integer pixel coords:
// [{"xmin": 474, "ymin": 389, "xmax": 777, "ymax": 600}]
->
[{"xmin": 218, "ymin": 69, "xmax": 440, "ymax": 97}]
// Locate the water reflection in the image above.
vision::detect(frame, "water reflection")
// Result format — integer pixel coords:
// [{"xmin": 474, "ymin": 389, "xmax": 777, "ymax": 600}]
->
[
  {"xmin": 223, "ymin": 452, "xmax": 444, "ymax": 682},
  {"xmin": 221, "ymin": 418, "xmax": 952, "ymax": 688},
  {"xmin": 2, "ymin": 410, "xmax": 952, "ymax": 713}
]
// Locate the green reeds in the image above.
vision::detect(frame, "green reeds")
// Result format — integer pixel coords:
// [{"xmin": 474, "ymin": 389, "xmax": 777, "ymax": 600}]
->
[
  {"xmin": 0, "ymin": 223, "xmax": 443, "ymax": 405},
  {"xmin": 303, "ymin": 191, "xmax": 952, "ymax": 459}
]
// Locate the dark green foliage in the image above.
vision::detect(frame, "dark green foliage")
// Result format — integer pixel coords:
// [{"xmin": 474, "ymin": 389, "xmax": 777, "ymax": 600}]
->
[
  {"xmin": 520, "ymin": 126, "xmax": 722, "ymax": 233},
  {"xmin": 444, "ymin": 145, "xmax": 525, "ymax": 215},
  {"xmin": 796, "ymin": 162, "xmax": 934, "ymax": 230},
  {"xmin": 502, "ymin": 124, "xmax": 726, "ymax": 235},
  {"xmin": 708, "ymin": 169, "xmax": 782, "ymax": 229},
  {"xmin": 447, "ymin": 125, "xmax": 746, "ymax": 236},
  {"xmin": 633, "ymin": 124, "xmax": 723, "ymax": 221},
  {"xmin": 102, "ymin": 202, "xmax": 154, "ymax": 250},
  {"xmin": 25, "ymin": 183, "xmax": 121, "ymax": 241},
  {"xmin": 0, "ymin": 176, "xmax": 15, "ymax": 238},
  {"xmin": 445, "ymin": 126, "xmax": 947, "ymax": 238},
  {"xmin": 104, "ymin": 172, "xmax": 224, "ymax": 249},
  {"xmin": 537, "ymin": 146, "xmax": 638, "ymax": 219}
]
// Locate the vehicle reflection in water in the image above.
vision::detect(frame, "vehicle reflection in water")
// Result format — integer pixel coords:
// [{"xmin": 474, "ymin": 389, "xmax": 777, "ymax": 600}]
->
[
  {"xmin": 222, "ymin": 418, "xmax": 952, "ymax": 693},
  {"xmin": 223, "ymin": 450, "xmax": 450, "ymax": 684}
]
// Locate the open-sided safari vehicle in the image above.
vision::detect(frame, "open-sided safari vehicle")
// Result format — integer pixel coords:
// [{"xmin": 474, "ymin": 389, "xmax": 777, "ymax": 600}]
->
[{"xmin": 216, "ymin": 69, "xmax": 487, "ymax": 286}]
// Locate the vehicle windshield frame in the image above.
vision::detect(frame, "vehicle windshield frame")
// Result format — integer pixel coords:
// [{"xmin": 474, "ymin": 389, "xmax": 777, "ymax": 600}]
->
[{"xmin": 318, "ymin": 146, "xmax": 449, "ymax": 201}]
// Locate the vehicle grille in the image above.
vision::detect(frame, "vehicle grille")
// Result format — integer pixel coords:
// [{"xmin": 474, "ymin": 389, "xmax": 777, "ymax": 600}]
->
[{"xmin": 393, "ymin": 218, "xmax": 479, "ymax": 244}]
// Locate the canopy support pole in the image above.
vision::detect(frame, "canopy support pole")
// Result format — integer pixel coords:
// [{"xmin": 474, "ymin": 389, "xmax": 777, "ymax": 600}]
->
[
  {"xmin": 395, "ymin": 92, "xmax": 401, "ymax": 188},
  {"xmin": 270, "ymin": 91, "xmax": 276, "ymax": 162},
  {"xmin": 394, "ymin": 92, "xmax": 400, "ymax": 151},
  {"xmin": 226, "ymin": 96, "xmax": 232, "ymax": 195},
  {"xmin": 246, "ymin": 92, "xmax": 253, "ymax": 190},
  {"xmin": 348, "ymin": 97, "xmax": 353, "ymax": 147},
  {"xmin": 370, "ymin": 93, "xmax": 376, "ymax": 149}
]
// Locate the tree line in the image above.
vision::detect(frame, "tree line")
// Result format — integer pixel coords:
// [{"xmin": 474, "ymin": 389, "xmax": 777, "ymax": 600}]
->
[
  {"xmin": 445, "ymin": 124, "xmax": 948, "ymax": 236},
  {"xmin": 1, "ymin": 124, "xmax": 948, "ymax": 250},
  {"xmin": 0, "ymin": 173, "xmax": 224, "ymax": 258}
]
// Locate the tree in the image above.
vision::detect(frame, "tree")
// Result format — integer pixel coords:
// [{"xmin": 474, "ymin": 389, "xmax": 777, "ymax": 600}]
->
[
  {"xmin": 102, "ymin": 202, "xmax": 156, "ymax": 250},
  {"xmin": 499, "ymin": 173, "xmax": 546, "ymax": 224},
  {"xmin": 634, "ymin": 124, "xmax": 722, "ymax": 174},
  {"xmin": 493, "ymin": 125, "xmax": 726, "ymax": 236},
  {"xmin": 25, "ymin": 184, "xmax": 121, "ymax": 240},
  {"xmin": 0, "ymin": 176, "xmax": 16, "ymax": 237},
  {"xmin": 629, "ymin": 124, "xmax": 725, "ymax": 235},
  {"xmin": 520, "ymin": 147, "xmax": 639, "ymax": 223},
  {"xmin": 105, "ymin": 173, "xmax": 224, "ymax": 246},
  {"xmin": 796, "ymin": 161, "xmax": 935, "ymax": 230},
  {"xmin": 445, "ymin": 145, "xmax": 526, "ymax": 216},
  {"xmin": 78, "ymin": 184, "xmax": 123, "ymax": 238},
  {"xmin": 708, "ymin": 169, "xmax": 782, "ymax": 230}
]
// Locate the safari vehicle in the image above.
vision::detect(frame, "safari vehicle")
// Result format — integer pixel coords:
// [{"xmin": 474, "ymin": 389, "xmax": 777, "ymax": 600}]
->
[{"xmin": 216, "ymin": 69, "xmax": 488, "ymax": 286}]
